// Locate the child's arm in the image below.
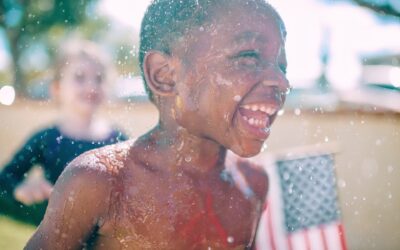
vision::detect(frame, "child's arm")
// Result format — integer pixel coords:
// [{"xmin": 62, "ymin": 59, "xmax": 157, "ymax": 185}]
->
[
  {"xmin": 0, "ymin": 130, "xmax": 46, "ymax": 194},
  {"xmin": 13, "ymin": 168, "xmax": 53, "ymax": 205},
  {"xmin": 25, "ymin": 156, "xmax": 113, "ymax": 249}
]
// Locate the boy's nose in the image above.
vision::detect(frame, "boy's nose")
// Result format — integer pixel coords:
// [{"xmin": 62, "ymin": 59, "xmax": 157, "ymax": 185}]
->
[{"xmin": 260, "ymin": 66, "xmax": 291, "ymax": 96}]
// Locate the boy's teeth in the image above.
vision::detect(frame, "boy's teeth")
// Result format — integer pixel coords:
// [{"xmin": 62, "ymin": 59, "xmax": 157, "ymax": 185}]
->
[
  {"xmin": 242, "ymin": 104, "xmax": 276, "ymax": 115},
  {"xmin": 260, "ymin": 106, "xmax": 267, "ymax": 112},
  {"xmin": 242, "ymin": 115, "xmax": 268, "ymax": 128}
]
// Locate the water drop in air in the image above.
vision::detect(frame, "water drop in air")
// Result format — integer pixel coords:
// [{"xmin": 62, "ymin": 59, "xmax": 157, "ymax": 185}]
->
[{"xmin": 261, "ymin": 142, "xmax": 268, "ymax": 152}]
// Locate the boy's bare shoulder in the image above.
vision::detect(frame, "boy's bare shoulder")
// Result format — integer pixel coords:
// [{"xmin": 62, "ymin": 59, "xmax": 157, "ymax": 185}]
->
[
  {"xmin": 56, "ymin": 139, "xmax": 136, "ymax": 199},
  {"xmin": 67, "ymin": 139, "xmax": 135, "ymax": 176},
  {"xmin": 50, "ymin": 140, "xmax": 136, "ymax": 213}
]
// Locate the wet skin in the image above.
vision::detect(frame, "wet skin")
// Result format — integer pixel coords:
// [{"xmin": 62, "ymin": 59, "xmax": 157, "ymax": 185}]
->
[{"xmin": 26, "ymin": 4, "xmax": 289, "ymax": 250}]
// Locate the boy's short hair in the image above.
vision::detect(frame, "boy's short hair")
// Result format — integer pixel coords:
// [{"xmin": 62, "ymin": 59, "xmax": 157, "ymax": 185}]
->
[{"xmin": 139, "ymin": 0, "xmax": 279, "ymax": 101}]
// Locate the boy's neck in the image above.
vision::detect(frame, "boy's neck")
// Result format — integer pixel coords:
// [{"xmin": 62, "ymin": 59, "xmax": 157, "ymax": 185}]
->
[{"xmin": 140, "ymin": 125, "xmax": 227, "ymax": 177}]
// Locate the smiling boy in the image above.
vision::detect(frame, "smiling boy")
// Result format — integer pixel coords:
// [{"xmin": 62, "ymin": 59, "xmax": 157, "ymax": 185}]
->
[{"xmin": 26, "ymin": 0, "xmax": 290, "ymax": 249}]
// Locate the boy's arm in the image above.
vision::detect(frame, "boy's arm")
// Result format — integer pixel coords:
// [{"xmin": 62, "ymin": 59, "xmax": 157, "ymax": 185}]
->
[{"xmin": 25, "ymin": 157, "xmax": 113, "ymax": 249}]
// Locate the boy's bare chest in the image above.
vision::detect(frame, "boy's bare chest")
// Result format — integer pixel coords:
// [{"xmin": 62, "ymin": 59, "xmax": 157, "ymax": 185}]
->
[{"xmin": 97, "ymin": 172, "xmax": 261, "ymax": 249}]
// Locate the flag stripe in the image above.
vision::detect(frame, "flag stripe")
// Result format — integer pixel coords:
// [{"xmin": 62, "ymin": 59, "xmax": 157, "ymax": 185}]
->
[
  {"xmin": 338, "ymin": 224, "xmax": 347, "ymax": 250},
  {"xmin": 287, "ymin": 234, "xmax": 293, "ymax": 250},
  {"xmin": 308, "ymin": 227, "xmax": 325, "ymax": 250},
  {"xmin": 325, "ymin": 223, "xmax": 342, "ymax": 250},
  {"xmin": 267, "ymin": 201, "xmax": 277, "ymax": 250},
  {"xmin": 319, "ymin": 227, "xmax": 329, "ymax": 250},
  {"xmin": 303, "ymin": 230, "xmax": 311, "ymax": 250},
  {"xmin": 291, "ymin": 232, "xmax": 307, "ymax": 250}
]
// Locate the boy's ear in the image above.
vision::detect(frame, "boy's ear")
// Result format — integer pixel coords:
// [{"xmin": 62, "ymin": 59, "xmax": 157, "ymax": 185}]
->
[{"xmin": 143, "ymin": 51, "xmax": 177, "ymax": 96}]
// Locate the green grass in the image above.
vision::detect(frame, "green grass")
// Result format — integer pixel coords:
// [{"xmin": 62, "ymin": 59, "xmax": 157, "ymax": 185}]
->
[{"xmin": 0, "ymin": 215, "xmax": 36, "ymax": 250}]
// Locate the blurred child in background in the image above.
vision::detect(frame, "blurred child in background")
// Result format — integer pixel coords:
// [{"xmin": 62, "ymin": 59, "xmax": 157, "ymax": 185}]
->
[{"xmin": 0, "ymin": 39, "xmax": 128, "ymax": 225}]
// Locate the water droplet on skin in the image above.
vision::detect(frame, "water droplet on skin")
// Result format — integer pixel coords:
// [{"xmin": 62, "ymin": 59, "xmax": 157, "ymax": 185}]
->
[
  {"xmin": 277, "ymin": 109, "xmax": 285, "ymax": 116},
  {"xmin": 294, "ymin": 108, "xmax": 301, "ymax": 116},
  {"xmin": 184, "ymin": 156, "xmax": 191, "ymax": 162},
  {"xmin": 224, "ymin": 113, "xmax": 229, "ymax": 121},
  {"xmin": 227, "ymin": 236, "xmax": 234, "ymax": 243},
  {"xmin": 233, "ymin": 95, "xmax": 241, "ymax": 102},
  {"xmin": 263, "ymin": 127, "xmax": 270, "ymax": 133},
  {"xmin": 324, "ymin": 136, "xmax": 329, "ymax": 142},
  {"xmin": 216, "ymin": 74, "xmax": 232, "ymax": 86}
]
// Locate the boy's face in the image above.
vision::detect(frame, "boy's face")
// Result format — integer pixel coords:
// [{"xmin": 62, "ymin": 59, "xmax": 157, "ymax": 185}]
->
[{"xmin": 171, "ymin": 6, "xmax": 290, "ymax": 157}]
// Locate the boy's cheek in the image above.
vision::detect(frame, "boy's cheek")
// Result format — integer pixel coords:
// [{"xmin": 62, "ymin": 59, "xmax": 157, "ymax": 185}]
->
[{"xmin": 222, "ymin": 66, "xmax": 261, "ymax": 85}]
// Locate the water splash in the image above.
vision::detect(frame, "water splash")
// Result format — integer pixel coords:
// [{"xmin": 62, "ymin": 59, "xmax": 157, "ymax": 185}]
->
[{"xmin": 261, "ymin": 142, "xmax": 268, "ymax": 152}]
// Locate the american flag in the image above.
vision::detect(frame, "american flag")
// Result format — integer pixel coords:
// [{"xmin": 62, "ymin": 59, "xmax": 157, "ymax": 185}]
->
[{"xmin": 255, "ymin": 153, "xmax": 347, "ymax": 250}]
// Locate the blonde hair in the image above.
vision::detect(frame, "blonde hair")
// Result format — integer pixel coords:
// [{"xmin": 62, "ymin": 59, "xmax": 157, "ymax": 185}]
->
[{"xmin": 53, "ymin": 39, "xmax": 114, "ymax": 85}]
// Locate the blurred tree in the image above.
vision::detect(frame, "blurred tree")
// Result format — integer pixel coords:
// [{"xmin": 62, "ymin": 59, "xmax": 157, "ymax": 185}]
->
[
  {"xmin": 0, "ymin": 0, "xmax": 99, "ymax": 96},
  {"xmin": 351, "ymin": 0, "xmax": 400, "ymax": 18}
]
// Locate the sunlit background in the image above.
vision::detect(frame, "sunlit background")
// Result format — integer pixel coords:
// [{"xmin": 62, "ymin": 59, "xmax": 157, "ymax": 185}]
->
[{"xmin": 0, "ymin": 0, "xmax": 399, "ymax": 249}]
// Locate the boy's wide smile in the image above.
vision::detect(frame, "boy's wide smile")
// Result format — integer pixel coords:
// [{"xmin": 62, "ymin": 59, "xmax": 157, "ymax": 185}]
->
[{"xmin": 236, "ymin": 100, "xmax": 280, "ymax": 140}]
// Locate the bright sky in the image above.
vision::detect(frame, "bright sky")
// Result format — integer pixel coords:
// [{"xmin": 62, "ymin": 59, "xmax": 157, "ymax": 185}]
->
[{"xmin": 97, "ymin": 0, "xmax": 151, "ymax": 32}]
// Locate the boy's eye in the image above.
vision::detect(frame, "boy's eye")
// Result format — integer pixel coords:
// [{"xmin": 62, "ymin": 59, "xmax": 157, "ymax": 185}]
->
[{"xmin": 232, "ymin": 50, "xmax": 260, "ymax": 68}]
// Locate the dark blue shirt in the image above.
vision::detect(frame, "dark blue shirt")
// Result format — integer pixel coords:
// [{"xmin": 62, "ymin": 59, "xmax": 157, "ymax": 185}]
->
[{"xmin": 0, "ymin": 126, "xmax": 128, "ymax": 193}]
